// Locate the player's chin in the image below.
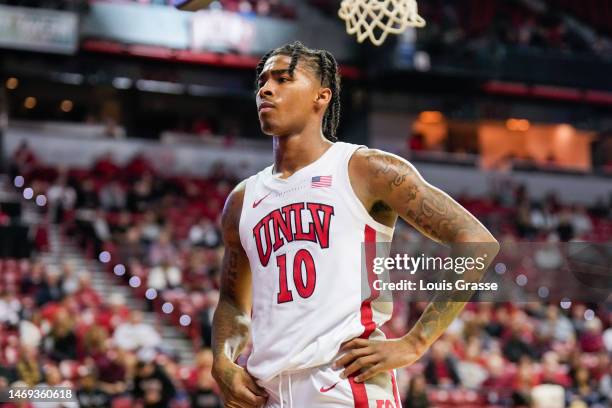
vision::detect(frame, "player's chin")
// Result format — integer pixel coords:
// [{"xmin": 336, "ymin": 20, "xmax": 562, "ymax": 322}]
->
[{"xmin": 259, "ymin": 120, "xmax": 281, "ymax": 136}]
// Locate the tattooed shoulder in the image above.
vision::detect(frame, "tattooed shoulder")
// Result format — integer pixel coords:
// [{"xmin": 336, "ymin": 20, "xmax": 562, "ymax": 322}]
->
[{"xmin": 351, "ymin": 148, "xmax": 418, "ymax": 197}]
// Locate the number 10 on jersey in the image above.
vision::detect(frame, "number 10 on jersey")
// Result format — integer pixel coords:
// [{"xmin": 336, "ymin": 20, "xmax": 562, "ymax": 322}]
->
[{"xmin": 276, "ymin": 249, "xmax": 316, "ymax": 303}]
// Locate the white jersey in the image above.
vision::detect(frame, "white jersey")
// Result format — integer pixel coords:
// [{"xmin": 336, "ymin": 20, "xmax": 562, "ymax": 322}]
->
[{"xmin": 239, "ymin": 142, "xmax": 395, "ymax": 382}]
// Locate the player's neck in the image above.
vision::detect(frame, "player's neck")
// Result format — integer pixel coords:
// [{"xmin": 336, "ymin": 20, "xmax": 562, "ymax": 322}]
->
[{"xmin": 272, "ymin": 131, "xmax": 333, "ymax": 179}]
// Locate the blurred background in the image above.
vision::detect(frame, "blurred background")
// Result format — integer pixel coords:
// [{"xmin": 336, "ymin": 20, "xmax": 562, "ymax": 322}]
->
[{"xmin": 0, "ymin": 0, "xmax": 611, "ymax": 407}]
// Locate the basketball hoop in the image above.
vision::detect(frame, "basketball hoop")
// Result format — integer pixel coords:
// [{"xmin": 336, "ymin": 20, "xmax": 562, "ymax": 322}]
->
[{"xmin": 338, "ymin": 0, "xmax": 426, "ymax": 46}]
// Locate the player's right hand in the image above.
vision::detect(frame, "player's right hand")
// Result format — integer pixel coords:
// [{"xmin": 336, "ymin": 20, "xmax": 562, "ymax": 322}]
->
[{"xmin": 212, "ymin": 358, "xmax": 268, "ymax": 408}]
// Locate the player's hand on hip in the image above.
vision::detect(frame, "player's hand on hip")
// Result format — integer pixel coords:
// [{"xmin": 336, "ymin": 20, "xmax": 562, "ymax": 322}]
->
[
  {"xmin": 212, "ymin": 358, "xmax": 268, "ymax": 407},
  {"xmin": 333, "ymin": 337, "xmax": 426, "ymax": 383}
]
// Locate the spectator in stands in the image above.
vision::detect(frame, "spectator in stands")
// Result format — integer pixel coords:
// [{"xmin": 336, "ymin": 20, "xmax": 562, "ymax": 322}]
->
[
  {"xmin": 580, "ymin": 318, "xmax": 604, "ymax": 353},
  {"xmin": 531, "ymin": 202, "xmax": 558, "ymax": 232},
  {"xmin": 540, "ymin": 351, "xmax": 571, "ymax": 387},
  {"xmin": 0, "ymin": 291, "xmax": 21, "ymax": 326},
  {"xmin": 149, "ymin": 230, "xmax": 178, "ymax": 267},
  {"xmin": 568, "ymin": 366, "xmax": 605, "ymax": 407},
  {"xmin": 46, "ymin": 169, "xmax": 77, "ymax": 224},
  {"xmin": 503, "ymin": 316, "xmax": 537, "ymax": 363},
  {"xmin": 86, "ymin": 333, "xmax": 129, "ymax": 397},
  {"xmin": 556, "ymin": 208, "xmax": 575, "ymax": 241},
  {"xmin": 32, "ymin": 364, "xmax": 79, "ymax": 408},
  {"xmin": 140, "ymin": 210, "xmax": 162, "ymax": 244},
  {"xmin": 43, "ymin": 307, "xmax": 77, "ymax": 362},
  {"xmin": 599, "ymin": 363, "xmax": 612, "ymax": 403},
  {"xmin": 113, "ymin": 311, "xmax": 162, "ymax": 352},
  {"xmin": 424, "ymin": 340, "xmax": 460, "ymax": 387},
  {"xmin": 511, "ymin": 356, "xmax": 536, "ymax": 407},
  {"xmin": 15, "ymin": 345, "xmax": 42, "ymax": 387},
  {"xmin": 10, "ymin": 141, "xmax": 38, "ymax": 180},
  {"xmin": 74, "ymin": 273, "xmax": 102, "ymax": 308},
  {"xmin": 537, "ymin": 304, "xmax": 576, "ymax": 345},
  {"xmin": 571, "ymin": 205, "xmax": 593, "ymax": 237},
  {"xmin": 60, "ymin": 260, "xmax": 80, "ymax": 296},
  {"xmin": 148, "ymin": 258, "xmax": 182, "ymax": 291},
  {"xmin": 99, "ymin": 180, "xmax": 126, "ymax": 211},
  {"xmin": 76, "ymin": 179, "xmax": 100, "ymax": 209},
  {"xmin": 127, "ymin": 175, "xmax": 154, "ymax": 213},
  {"xmin": 132, "ymin": 348, "xmax": 177, "ymax": 408},
  {"xmin": 76, "ymin": 368, "xmax": 111, "ymax": 408},
  {"xmin": 403, "ymin": 373, "xmax": 430, "ymax": 408},
  {"xmin": 190, "ymin": 348, "xmax": 222, "ymax": 408},
  {"xmin": 189, "ymin": 218, "xmax": 221, "ymax": 248},
  {"xmin": 35, "ymin": 267, "xmax": 64, "ymax": 307},
  {"xmin": 96, "ymin": 293, "xmax": 130, "ymax": 332}
]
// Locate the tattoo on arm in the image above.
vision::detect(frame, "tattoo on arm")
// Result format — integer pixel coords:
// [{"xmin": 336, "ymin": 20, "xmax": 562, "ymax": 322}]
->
[
  {"xmin": 365, "ymin": 151, "xmax": 483, "ymax": 243},
  {"xmin": 212, "ymin": 183, "xmax": 252, "ymax": 364},
  {"xmin": 364, "ymin": 150, "xmax": 499, "ymax": 349}
]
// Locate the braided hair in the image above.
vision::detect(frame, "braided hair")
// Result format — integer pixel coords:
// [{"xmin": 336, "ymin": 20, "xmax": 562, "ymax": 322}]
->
[{"xmin": 255, "ymin": 41, "xmax": 341, "ymax": 142}]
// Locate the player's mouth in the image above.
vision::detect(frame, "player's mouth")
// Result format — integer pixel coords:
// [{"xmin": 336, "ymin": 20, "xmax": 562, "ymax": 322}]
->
[{"xmin": 258, "ymin": 101, "xmax": 275, "ymax": 113}]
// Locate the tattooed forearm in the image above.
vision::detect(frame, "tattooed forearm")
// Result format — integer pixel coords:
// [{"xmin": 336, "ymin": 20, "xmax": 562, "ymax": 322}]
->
[
  {"xmin": 212, "ymin": 298, "xmax": 251, "ymax": 362},
  {"xmin": 360, "ymin": 149, "xmax": 500, "ymax": 350},
  {"xmin": 364, "ymin": 150, "xmax": 490, "ymax": 243},
  {"xmin": 221, "ymin": 248, "xmax": 240, "ymax": 294},
  {"xmin": 407, "ymin": 242, "xmax": 499, "ymax": 349},
  {"xmin": 212, "ymin": 180, "xmax": 252, "ymax": 364}
]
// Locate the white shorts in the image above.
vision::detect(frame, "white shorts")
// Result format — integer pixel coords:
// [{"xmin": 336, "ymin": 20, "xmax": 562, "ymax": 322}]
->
[{"xmin": 257, "ymin": 361, "xmax": 402, "ymax": 408}]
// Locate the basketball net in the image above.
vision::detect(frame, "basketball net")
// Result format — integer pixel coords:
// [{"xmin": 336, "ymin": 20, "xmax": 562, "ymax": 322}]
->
[{"xmin": 338, "ymin": 0, "xmax": 426, "ymax": 46}]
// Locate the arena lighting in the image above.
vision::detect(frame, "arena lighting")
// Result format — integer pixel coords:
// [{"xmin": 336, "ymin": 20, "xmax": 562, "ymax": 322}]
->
[
  {"xmin": 60, "ymin": 100, "xmax": 73, "ymax": 113},
  {"xmin": 506, "ymin": 118, "xmax": 530, "ymax": 132},
  {"xmin": 556, "ymin": 123, "xmax": 575, "ymax": 140},
  {"xmin": 129, "ymin": 276, "xmax": 142, "ymax": 288},
  {"xmin": 560, "ymin": 298, "xmax": 572, "ymax": 309},
  {"xmin": 538, "ymin": 286, "xmax": 549, "ymax": 298},
  {"xmin": 135, "ymin": 79, "xmax": 185, "ymax": 95},
  {"xmin": 53, "ymin": 72, "xmax": 84, "ymax": 85},
  {"xmin": 584, "ymin": 309, "xmax": 595, "ymax": 321},
  {"xmin": 419, "ymin": 111, "xmax": 443, "ymax": 124},
  {"xmin": 494, "ymin": 263, "xmax": 506, "ymax": 274},
  {"xmin": 112, "ymin": 77, "xmax": 132, "ymax": 90},
  {"xmin": 13, "ymin": 175, "xmax": 24, "ymax": 188},
  {"xmin": 35, "ymin": 195, "xmax": 47, "ymax": 207},
  {"xmin": 162, "ymin": 302, "xmax": 174, "ymax": 314},
  {"xmin": 24, "ymin": 97, "xmax": 37, "ymax": 109},
  {"xmin": 179, "ymin": 315, "xmax": 191, "ymax": 326},
  {"xmin": 145, "ymin": 288, "xmax": 158, "ymax": 300},
  {"xmin": 113, "ymin": 264, "xmax": 126, "ymax": 276},
  {"xmin": 98, "ymin": 251, "xmax": 111, "ymax": 263},
  {"xmin": 23, "ymin": 188, "xmax": 34, "ymax": 200},
  {"xmin": 5, "ymin": 77, "xmax": 18, "ymax": 90}
]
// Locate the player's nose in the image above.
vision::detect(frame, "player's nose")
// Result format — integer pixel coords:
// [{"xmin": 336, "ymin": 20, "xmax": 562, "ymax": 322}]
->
[{"xmin": 258, "ymin": 80, "xmax": 275, "ymax": 99}]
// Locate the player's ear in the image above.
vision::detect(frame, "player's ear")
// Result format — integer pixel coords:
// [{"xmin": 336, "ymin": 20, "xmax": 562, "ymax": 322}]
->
[{"xmin": 315, "ymin": 87, "xmax": 332, "ymax": 111}]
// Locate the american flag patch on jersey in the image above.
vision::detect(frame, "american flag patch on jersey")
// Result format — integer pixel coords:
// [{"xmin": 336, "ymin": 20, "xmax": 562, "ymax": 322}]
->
[{"xmin": 311, "ymin": 175, "xmax": 332, "ymax": 188}]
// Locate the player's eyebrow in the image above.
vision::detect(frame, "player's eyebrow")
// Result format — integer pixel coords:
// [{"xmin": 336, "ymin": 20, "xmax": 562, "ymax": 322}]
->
[{"xmin": 258, "ymin": 69, "xmax": 292, "ymax": 82}]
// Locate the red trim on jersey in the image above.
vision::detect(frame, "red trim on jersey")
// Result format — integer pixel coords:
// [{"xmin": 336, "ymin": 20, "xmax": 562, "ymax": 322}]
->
[
  {"xmin": 359, "ymin": 225, "xmax": 378, "ymax": 339},
  {"xmin": 349, "ymin": 376, "xmax": 369, "ymax": 408},
  {"xmin": 391, "ymin": 370, "xmax": 401, "ymax": 408}
]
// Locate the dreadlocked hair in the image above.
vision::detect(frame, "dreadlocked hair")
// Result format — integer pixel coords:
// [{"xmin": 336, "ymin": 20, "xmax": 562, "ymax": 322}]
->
[{"xmin": 255, "ymin": 41, "xmax": 341, "ymax": 142}]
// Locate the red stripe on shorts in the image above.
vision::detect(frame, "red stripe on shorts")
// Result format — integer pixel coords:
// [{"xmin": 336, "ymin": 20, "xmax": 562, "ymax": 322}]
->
[
  {"xmin": 349, "ymin": 376, "xmax": 369, "ymax": 408},
  {"xmin": 350, "ymin": 225, "xmax": 379, "ymax": 407},
  {"xmin": 391, "ymin": 370, "xmax": 401, "ymax": 408},
  {"xmin": 359, "ymin": 225, "xmax": 378, "ymax": 339}
]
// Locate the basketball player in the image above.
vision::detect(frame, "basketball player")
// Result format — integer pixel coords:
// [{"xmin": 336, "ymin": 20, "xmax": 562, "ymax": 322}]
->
[{"xmin": 211, "ymin": 42, "xmax": 499, "ymax": 408}]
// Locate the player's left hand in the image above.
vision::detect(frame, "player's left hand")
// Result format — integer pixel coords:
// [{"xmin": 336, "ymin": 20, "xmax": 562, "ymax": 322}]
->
[{"xmin": 332, "ymin": 337, "xmax": 426, "ymax": 383}]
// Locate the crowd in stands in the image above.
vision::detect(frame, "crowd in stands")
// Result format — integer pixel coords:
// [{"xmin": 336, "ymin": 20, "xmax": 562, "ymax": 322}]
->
[
  {"xmin": 208, "ymin": 0, "xmax": 296, "ymax": 19},
  {"xmin": 0, "ymin": 257, "xmax": 222, "ymax": 407},
  {"xmin": 415, "ymin": 0, "xmax": 612, "ymax": 58},
  {"xmin": 3, "ymin": 141, "xmax": 611, "ymax": 407}
]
